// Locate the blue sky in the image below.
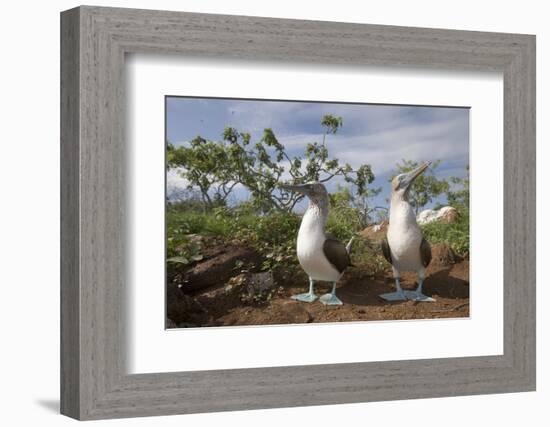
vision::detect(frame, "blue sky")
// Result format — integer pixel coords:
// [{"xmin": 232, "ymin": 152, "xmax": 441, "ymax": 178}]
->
[{"xmin": 166, "ymin": 96, "xmax": 469, "ymax": 212}]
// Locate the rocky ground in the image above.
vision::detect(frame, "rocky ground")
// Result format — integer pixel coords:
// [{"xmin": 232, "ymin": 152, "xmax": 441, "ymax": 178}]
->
[{"xmin": 166, "ymin": 233, "xmax": 469, "ymax": 328}]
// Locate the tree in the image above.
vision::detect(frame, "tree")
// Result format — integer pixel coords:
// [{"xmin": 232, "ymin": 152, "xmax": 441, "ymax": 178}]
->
[
  {"xmin": 446, "ymin": 166, "xmax": 469, "ymax": 210},
  {"xmin": 272, "ymin": 114, "xmax": 376, "ymax": 212},
  {"xmin": 353, "ymin": 186, "xmax": 385, "ymax": 226},
  {"xmin": 167, "ymin": 114, "xmax": 377, "ymax": 213},
  {"xmin": 330, "ymin": 185, "xmax": 384, "ymax": 228},
  {"xmin": 166, "ymin": 186, "xmax": 204, "ymax": 211},
  {"xmin": 222, "ymin": 126, "xmax": 290, "ymax": 213},
  {"xmin": 167, "ymin": 138, "xmax": 238, "ymax": 211},
  {"xmin": 391, "ymin": 159, "xmax": 450, "ymax": 214}
]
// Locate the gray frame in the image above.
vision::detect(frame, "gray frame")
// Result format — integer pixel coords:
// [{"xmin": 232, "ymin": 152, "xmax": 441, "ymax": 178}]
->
[{"xmin": 61, "ymin": 5, "xmax": 536, "ymax": 421}]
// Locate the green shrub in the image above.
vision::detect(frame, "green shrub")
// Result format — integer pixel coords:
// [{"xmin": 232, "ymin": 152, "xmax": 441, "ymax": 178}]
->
[
  {"xmin": 421, "ymin": 209, "xmax": 470, "ymax": 256},
  {"xmin": 166, "ymin": 207, "xmax": 302, "ymax": 274},
  {"xmin": 233, "ymin": 211, "xmax": 301, "ymax": 273},
  {"xmin": 326, "ymin": 209, "xmax": 361, "ymax": 243}
]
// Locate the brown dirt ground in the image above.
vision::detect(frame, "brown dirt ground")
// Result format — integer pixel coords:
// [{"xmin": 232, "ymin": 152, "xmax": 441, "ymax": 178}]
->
[
  {"xmin": 169, "ymin": 250, "xmax": 469, "ymax": 328},
  {"xmin": 214, "ymin": 262, "xmax": 469, "ymax": 327}
]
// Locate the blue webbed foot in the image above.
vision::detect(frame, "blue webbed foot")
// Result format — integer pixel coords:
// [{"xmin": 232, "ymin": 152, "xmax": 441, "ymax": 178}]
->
[
  {"xmin": 291, "ymin": 292, "xmax": 318, "ymax": 303},
  {"xmin": 404, "ymin": 290, "xmax": 435, "ymax": 302},
  {"xmin": 380, "ymin": 277, "xmax": 407, "ymax": 302},
  {"xmin": 292, "ymin": 277, "xmax": 317, "ymax": 303},
  {"xmin": 405, "ymin": 280, "xmax": 435, "ymax": 302},
  {"xmin": 319, "ymin": 293, "xmax": 343, "ymax": 306},
  {"xmin": 379, "ymin": 291, "xmax": 408, "ymax": 301}
]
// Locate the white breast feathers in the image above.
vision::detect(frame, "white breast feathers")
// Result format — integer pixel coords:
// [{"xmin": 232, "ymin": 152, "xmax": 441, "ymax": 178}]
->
[{"xmin": 296, "ymin": 206, "xmax": 341, "ymax": 281}]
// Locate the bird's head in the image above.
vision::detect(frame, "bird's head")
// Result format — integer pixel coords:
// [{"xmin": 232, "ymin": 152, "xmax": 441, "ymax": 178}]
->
[
  {"xmin": 280, "ymin": 181, "xmax": 328, "ymax": 206},
  {"xmin": 391, "ymin": 161, "xmax": 431, "ymax": 201}
]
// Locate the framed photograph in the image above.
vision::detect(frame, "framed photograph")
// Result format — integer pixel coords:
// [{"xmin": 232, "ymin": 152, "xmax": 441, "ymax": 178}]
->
[
  {"xmin": 164, "ymin": 96, "xmax": 471, "ymax": 328},
  {"xmin": 61, "ymin": 6, "xmax": 535, "ymax": 420}
]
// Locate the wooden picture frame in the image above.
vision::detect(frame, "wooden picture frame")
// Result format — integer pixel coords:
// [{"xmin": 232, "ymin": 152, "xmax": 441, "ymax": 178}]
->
[{"xmin": 60, "ymin": 5, "xmax": 536, "ymax": 420}]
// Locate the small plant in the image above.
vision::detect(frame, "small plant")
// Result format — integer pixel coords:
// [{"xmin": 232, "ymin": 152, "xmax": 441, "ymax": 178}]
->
[
  {"xmin": 166, "ymin": 237, "xmax": 204, "ymax": 266},
  {"xmin": 421, "ymin": 208, "xmax": 469, "ymax": 256},
  {"xmin": 239, "ymin": 286, "xmax": 279, "ymax": 305},
  {"xmin": 349, "ymin": 237, "xmax": 388, "ymax": 276},
  {"xmin": 236, "ymin": 212, "xmax": 301, "ymax": 274}
]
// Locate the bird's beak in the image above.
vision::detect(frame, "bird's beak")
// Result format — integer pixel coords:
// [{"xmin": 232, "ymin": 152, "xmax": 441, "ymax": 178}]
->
[
  {"xmin": 280, "ymin": 183, "xmax": 309, "ymax": 195},
  {"xmin": 402, "ymin": 161, "xmax": 431, "ymax": 190}
]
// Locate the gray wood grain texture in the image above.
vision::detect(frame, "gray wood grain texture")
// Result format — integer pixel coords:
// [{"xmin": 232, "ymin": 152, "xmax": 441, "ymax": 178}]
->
[
  {"xmin": 60, "ymin": 7, "xmax": 80, "ymax": 419},
  {"xmin": 60, "ymin": 5, "xmax": 536, "ymax": 420}
]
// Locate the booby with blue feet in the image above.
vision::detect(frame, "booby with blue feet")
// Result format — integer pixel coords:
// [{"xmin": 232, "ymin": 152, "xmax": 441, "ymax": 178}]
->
[
  {"xmin": 380, "ymin": 162, "xmax": 434, "ymax": 302},
  {"xmin": 280, "ymin": 182, "xmax": 353, "ymax": 306}
]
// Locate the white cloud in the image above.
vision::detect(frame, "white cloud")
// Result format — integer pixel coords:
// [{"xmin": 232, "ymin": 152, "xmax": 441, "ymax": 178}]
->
[
  {"xmin": 277, "ymin": 112, "xmax": 467, "ymax": 177},
  {"xmin": 167, "ymin": 168, "xmax": 188, "ymax": 189},
  {"xmin": 166, "ymin": 99, "xmax": 469, "ymax": 209}
]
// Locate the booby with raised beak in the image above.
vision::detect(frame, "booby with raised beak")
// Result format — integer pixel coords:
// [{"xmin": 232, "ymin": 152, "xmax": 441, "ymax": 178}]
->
[
  {"xmin": 380, "ymin": 162, "xmax": 434, "ymax": 302},
  {"xmin": 280, "ymin": 182, "xmax": 353, "ymax": 306}
]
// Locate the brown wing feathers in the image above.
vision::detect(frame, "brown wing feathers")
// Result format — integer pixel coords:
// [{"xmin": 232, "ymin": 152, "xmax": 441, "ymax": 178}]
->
[
  {"xmin": 381, "ymin": 237, "xmax": 392, "ymax": 264},
  {"xmin": 323, "ymin": 237, "xmax": 351, "ymax": 273},
  {"xmin": 420, "ymin": 237, "xmax": 432, "ymax": 268}
]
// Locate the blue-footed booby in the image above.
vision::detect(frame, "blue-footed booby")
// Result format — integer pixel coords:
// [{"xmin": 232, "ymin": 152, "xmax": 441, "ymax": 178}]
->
[
  {"xmin": 280, "ymin": 182, "xmax": 353, "ymax": 306},
  {"xmin": 380, "ymin": 162, "xmax": 434, "ymax": 302}
]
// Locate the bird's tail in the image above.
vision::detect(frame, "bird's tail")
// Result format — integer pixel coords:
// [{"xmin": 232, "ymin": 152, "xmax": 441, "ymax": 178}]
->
[{"xmin": 345, "ymin": 236, "xmax": 355, "ymax": 254}]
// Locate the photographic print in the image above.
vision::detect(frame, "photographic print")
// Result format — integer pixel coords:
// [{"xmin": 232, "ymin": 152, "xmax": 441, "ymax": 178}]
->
[{"xmin": 165, "ymin": 97, "xmax": 470, "ymax": 328}]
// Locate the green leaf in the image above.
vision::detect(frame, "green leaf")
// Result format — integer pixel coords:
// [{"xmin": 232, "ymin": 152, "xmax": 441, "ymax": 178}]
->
[{"xmin": 167, "ymin": 256, "xmax": 189, "ymax": 264}]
